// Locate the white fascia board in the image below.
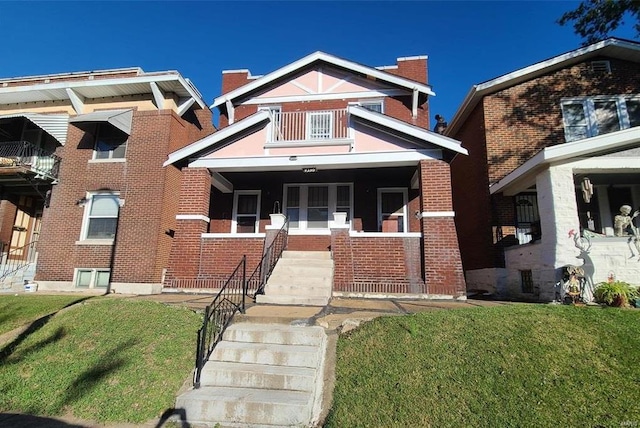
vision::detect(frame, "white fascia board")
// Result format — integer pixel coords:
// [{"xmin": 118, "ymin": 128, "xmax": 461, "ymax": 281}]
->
[
  {"xmin": 211, "ymin": 51, "xmax": 434, "ymax": 108},
  {"xmin": 188, "ymin": 150, "xmax": 439, "ymax": 172},
  {"xmin": 490, "ymin": 126, "xmax": 640, "ymax": 195},
  {"xmin": 0, "ymin": 74, "xmax": 207, "ymax": 111},
  {"xmin": 447, "ymin": 38, "xmax": 640, "ymax": 136},
  {"xmin": 163, "ymin": 110, "xmax": 270, "ymax": 167},
  {"xmin": 348, "ymin": 105, "xmax": 468, "ymax": 155}
]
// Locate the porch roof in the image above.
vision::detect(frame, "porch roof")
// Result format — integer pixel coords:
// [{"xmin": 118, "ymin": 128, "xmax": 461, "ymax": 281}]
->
[
  {"xmin": 490, "ymin": 126, "xmax": 640, "ymax": 195},
  {"xmin": 69, "ymin": 109, "xmax": 133, "ymax": 135},
  {"xmin": 0, "ymin": 112, "xmax": 69, "ymax": 145},
  {"xmin": 211, "ymin": 51, "xmax": 435, "ymax": 109}
]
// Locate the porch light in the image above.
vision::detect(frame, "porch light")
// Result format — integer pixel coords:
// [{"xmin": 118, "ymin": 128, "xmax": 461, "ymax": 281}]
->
[{"xmin": 289, "ymin": 156, "xmax": 297, "ymax": 161}]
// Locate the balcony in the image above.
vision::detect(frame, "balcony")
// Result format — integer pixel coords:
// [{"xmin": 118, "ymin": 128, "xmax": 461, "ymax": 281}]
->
[
  {"xmin": 0, "ymin": 141, "xmax": 61, "ymax": 182},
  {"xmin": 266, "ymin": 109, "xmax": 352, "ymax": 146}
]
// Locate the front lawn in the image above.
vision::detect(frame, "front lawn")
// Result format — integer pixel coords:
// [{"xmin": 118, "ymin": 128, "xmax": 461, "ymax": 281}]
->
[
  {"xmin": 0, "ymin": 294, "xmax": 88, "ymax": 336},
  {"xmin": 0, "ymin": 297, "xmax": 202, "ymax": 423},
  {"xmin": 326, "ymin": 304, "xmax": 640, "ymax": 428}
]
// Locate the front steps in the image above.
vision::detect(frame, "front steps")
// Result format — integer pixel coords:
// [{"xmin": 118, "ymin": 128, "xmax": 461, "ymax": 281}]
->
[
  {"xmin": 0, "ymin": 262, "xmax": 36, "ymax": 292},
  {"xmin": 176, "ymin": 322, "xmax": 328, "ymax": 427},
  {"xmin": 256, "ymin": 251, "xmax": 333, "ymax": 306}
]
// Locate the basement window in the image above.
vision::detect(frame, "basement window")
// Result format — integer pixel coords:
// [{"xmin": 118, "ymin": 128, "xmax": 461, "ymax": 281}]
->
[
  {"xmin": 520, "ymin": 270, "xmax": 533, "ymax": 294},
  {"xmin": 75, "ymin": 268, "xmax": 110, "ymax": 289}
]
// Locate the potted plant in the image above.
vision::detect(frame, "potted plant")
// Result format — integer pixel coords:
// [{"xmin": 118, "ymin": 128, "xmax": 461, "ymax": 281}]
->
[{"xmin": 593, "ymin": 281, "xmax": 638, "ymax": 307}]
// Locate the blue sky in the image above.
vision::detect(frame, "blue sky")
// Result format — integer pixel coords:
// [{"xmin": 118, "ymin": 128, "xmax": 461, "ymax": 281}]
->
[{"xmin": 2, "ymin": 1, "xmax": 638, "ymax": 127}]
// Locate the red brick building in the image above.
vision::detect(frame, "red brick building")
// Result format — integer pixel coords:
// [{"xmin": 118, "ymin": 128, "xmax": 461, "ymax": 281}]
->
[
  {"xmin": 448, "ymin": 38, "xmax": 640, "ymax": 301},
  {"xmin": 0, "ymin": 68, "xmax": 213, "ymax": 293},
  {"xmin": 165, "ymin": 52, "xmax": 468, "ymax": 300}
]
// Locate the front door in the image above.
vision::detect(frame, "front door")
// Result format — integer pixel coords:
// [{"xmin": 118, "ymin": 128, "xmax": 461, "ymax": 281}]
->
[{"xmin": 8, "ymin": 196, "xmax": 35, "ymax": 261}]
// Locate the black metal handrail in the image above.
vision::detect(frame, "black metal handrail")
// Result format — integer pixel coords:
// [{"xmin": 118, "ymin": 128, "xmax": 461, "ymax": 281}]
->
[
  {"xmin": 0, "ymin": 239, "xmax": 38, "ymax": 281},
  {"xmin": 247, "ymin": 217, "xmax": 289, "ymax": 297},
  {"xmin": 0, "ymin": 141, "xmax": 61, "ymax": 179},
  {"xmin": 193, "ymin": 255, "xmax": 246, "ymax": 388}
]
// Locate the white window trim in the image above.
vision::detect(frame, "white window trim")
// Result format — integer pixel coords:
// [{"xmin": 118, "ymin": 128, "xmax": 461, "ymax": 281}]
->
[
  {"xmin": 232, "ymin": 190, "xmax": 261, "ymax": 233},
  {"xmin": 561, "ymin": 95, "xmax": 640, "ymax": 142},
  {"xmin": 306, "ymin": 111, "xmax": 333, "ymax": 140},
  {"xmin": 358, "ymin": 99, "xmax": 384, "ymax": 114},
  {"xmin": 79, "ymin": 192, "xmax": 121, "ymax": 242},
  {"xmin": 283, "ymin": 183, "xmax": 353, "ymax": 231},
  {"xmin": 377, "ymin": 188, "xmax": 409, "ymax": 233},
  {"xmin": 74, "ymin": 268, "xmax": 111, "ymax": 289},
  {"xmin": 91, "ymin": 124, "xmax": 128, "ymax": 161}
]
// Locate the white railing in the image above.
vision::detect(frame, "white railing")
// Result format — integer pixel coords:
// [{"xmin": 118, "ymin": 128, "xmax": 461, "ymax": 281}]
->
[{"xmin": 268, "ymin": 109, "xmax": 350, "ymax": 143}]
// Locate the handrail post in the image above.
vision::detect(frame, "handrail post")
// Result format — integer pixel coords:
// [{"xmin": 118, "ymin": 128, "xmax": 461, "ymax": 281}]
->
[{"xmin": 241, "ymin": 255, "xmax": 247, "ymax": 314}]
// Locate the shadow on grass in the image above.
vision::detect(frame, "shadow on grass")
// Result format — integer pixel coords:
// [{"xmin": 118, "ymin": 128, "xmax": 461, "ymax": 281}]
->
[
  {"xmin": 0, "ymin": 296, "xmax": 94, "ymax": 365},
  {"xmin": 155, "ymin": 408, "xmax": 191, "ymax": 427},
  {"xmin": 0, "ymin": 413, "xmax": 87, "ymax": 427}
]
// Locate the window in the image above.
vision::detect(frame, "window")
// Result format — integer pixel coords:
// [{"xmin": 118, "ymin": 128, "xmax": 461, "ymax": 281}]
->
[
  {"xmin": 284, "ymin": 184, "xmax": 352, "ymax": 230},
  {"xmin": 515, "ymin": 194, "xmax": 540, "ymax": 244},
  {"xmin": 561, "ymin": 96, "xmax": 640, "ymax": 142},
  {"xmin": 359, "ymin": 100, "xmax": 383, "ymax": 114},
  {"xmin": 76, "ymin": 268, "xmax": 110, "ymax": 289},
  {"xmin": 520, "ymin": 270, "xmax": 534, "ymax": 294},
  {"xmin": 233, "ymin": 191, "xmax": 261, "ymax": 233},
  {"xmin": 307, "ymin": 112, "xmax": 332, "ymax": 139},
  {"xmin": 81, "ymin": 194, "xmax": 120, "ymax": 240},
  {"xmin": 93, "ymin": 123, "xmax": 127, "ymax": 159},
  {"xmin": 378, "ymin": 188, "xmax": 408, "ymax": 233}
]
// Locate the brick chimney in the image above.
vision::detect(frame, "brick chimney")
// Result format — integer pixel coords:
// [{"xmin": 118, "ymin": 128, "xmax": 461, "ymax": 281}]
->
[
  {"xmin": 384, "ymin": 56, "xmax": 428, "ymax": 84},
  {"xmin": 221, "ymin": 69, "xmax": 252, "ymax": 95}
]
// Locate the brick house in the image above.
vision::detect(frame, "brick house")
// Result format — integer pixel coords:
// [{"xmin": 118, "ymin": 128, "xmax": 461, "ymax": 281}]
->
[
  {"xmin": 164, "ymin": 51, "xmax": 468, "ymax": 300},
  {"xmin": 0, "ymin": 68, "xmax": 213, "ymax": 293},
  {"xmin": 448, "ymin": 38, "xmax": 640, "ymax": 301}
]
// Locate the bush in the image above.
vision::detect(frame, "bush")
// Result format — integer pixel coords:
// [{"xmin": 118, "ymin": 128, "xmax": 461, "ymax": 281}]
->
[{"xmin": 594, "ymin": 281, "xmax": 638, "ymax": 307}]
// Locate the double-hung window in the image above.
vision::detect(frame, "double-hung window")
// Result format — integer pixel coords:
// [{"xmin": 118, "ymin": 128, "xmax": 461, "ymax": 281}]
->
[
  {"xmin": 93, "ymin": 123, "xmax": 127, "ymax": 160},
  {"xmin": 233, "ymin": 191, "xmax": 261, "ymax": 233},
  {"xmin": 81, "ymin": 193, "xmax": 121, "ymax": 241},
  {"xmin": 378, "ymin": 188, "xmax": 407, "ymax": 233},
  {"xmin": 284, "ymin": 184, "xmax": 352, "ymax": 230},
  {"xmin": 307, "ymin": 112, "xmax": 333, "ymax": 139},
  {"xmin": 561, "ymin": 95, "xmax": 640, "ymax": 142}
]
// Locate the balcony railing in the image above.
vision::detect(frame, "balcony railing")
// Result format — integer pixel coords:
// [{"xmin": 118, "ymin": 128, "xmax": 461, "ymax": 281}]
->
[
  {"xmin": 0, "ymin": 141, "xmax": 61, "ymax": 180},
  {"xmin": 268, "ymin": 109, "xmax": 350, "ymax": 144}
]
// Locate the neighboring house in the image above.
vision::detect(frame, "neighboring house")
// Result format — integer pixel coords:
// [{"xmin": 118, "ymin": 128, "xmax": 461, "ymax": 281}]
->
[
  {"xmin": 164, "ymin": 51, "xmax": 468, "ymax": 298},
  {"xmin": 0, "ymin": 68, "xmax": 214, "ymax": 293},
  {"xmin": 448, "ymin": 38, "xmax": 640, "ymax": 301}
]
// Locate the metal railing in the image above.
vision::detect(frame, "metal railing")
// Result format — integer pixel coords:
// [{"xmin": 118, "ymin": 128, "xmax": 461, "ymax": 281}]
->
[
  {"xmin": 194, "ymin": 255, "xmax": 247, "ymax": 388},
  {"xmin": 0, "ymin": 141, "xmax": 61, "ymax": 180},
  {"xmin": 247, "ymin": 217, "xmax": 289, "ymax": 297},
  {"xmin": 0, "ymin": 239, "xmax": 38, "ymax": 281},
  {"xmin": 192, "ymin": 218, "xmax": 289, "ymax": 388},
  {"xmin": 269, "ymin": 109, "xmax": 350, "ymax": 143}
]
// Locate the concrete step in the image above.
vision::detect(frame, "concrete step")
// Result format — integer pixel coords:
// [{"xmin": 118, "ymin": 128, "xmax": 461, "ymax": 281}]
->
[
  {"xmin": 176, "ymin": 386, "xmax": 312, "ymax": 427},
  {"xmin": 199, "ymin": 361, "xmax": 316, "ymax": 391},
  {"xmin": 223, "ymin": 323, "xmax": 325, "ymax": 346},
  {"xmin": 262, "ymin": 284, "xmax": 332, "ymax": 298},
  {"xmin": 267, "ymin": 276, "xmax": 333, "ymax": 290},
  {"xmin": 274, "ymin": 258, "xmax": 334, "ymax": 268},
  {"xmin": 256, "ymin": 294, "xmax": 330, "ymax": 306},
  {"xmin": 211, "ymin": 341, "xmax": 321, "ymax": 368},
  {"xmin": 281, "ymin": 250, "xmax": 332, "ymax": 260}
]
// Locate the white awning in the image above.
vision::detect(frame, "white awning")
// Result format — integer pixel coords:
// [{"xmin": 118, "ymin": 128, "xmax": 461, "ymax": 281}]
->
[
  {"xmin": 0, "ymin": 112, "xmax": 69, "ymax": 145},
  {"xmin": 69, "ymin": 109, "xmax": 133, "ymax": 135}
]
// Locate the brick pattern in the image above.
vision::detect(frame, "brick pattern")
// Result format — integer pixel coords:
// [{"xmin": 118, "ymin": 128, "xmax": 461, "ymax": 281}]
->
[{"xmin": 287, "ymin": 235, "xmax": 331, "ymax": 251}]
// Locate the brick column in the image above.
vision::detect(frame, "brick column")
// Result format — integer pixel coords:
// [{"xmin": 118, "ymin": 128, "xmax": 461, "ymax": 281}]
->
[
  {"xmin": 330, "ymin": 225, "xmax": 353, "ymax": 292},
  {"xmin": 165, "ymin": 167, "xmax": 211, "ymax": 283},
  {"xmin": 419, "ymin": 160, "xmax": 466, "ymax": 297}
]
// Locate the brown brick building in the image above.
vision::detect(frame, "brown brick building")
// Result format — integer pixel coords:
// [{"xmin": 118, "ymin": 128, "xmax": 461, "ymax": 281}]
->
[
  {"xmin": 0, "ymin": 68, "xmax": 213, "ymax": 293},
  {"xmin": 164, "ymin": 52, "xmax": 468, "ymax": 300},
  {"xmin": 448, "ymin": 38, "xmax": 640, "ymax": 301}
]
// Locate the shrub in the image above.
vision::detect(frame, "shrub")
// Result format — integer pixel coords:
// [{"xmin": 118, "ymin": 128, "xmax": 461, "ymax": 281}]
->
[{"xmin": 594, "ymin": 281, "xmax": 638, "ymax": 307}]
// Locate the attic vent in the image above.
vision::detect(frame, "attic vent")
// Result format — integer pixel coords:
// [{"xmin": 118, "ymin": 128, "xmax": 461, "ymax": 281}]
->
[{"xmin": 590, "ymin": 60, "xmax": 611, "ymax": 74}]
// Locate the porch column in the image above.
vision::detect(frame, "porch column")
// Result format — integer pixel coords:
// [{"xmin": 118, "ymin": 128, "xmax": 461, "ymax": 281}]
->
[
  {"xmin": 330, "ymin": 224, "xmax": 353, "ymax": 292},
  {"xmin": 418, "ymin": 160, "xmax": 466, "ymax": 297},
  {"xmin": 536, "ymin": 165, "xmax": 581, "ymax": 300},
  {"xmin": 165, "ymin": 167, "xmax": 212, "ymax": 284}
]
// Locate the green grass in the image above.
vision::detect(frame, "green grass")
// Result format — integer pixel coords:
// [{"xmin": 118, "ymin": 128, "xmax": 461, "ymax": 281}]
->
[
  {"xmin": 0, "ymin": 294, "xmax": 88, "ymax": 336},
  {"xmin": 0, "ymin": 297, "xmax": 202, "ymax": 423},
  {"xmin": 326, "ymin": 304, "xmax": 640, "ymax": 428}
]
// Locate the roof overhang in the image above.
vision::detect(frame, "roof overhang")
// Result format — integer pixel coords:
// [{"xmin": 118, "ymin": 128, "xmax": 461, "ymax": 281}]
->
[
  {"xmin": 447, "ymin": 38, "xmax": 640, "ymax": 136},
  {"xmin": 164, "ymin": 110, "xmax": 271, "ymax": 167},
  {"xmin": 348, "ymin": 105, "xmax": 468, "ymax": 155},
  {"xmin": 0, "ymin": 112, "xmax": 69, "ymax": 145},
  {"xmin": 490, "ymin": 126, "xmax": 640, "ymax": 195},
  {"xmin": 189, "ymin": 150, "xmax": 441, "ymax": 173},
  {"xmin": 212, "ymin": 51, "xmax": 435, "ymax": 109},
  {"xmin": 69, "ymin": 109, "xmax": 134, "ymax": 135}
]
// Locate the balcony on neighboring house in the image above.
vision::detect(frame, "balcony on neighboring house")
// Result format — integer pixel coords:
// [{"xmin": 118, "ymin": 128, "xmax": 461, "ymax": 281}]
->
[
  {"xmin": 265, "ymin": 109, "xmax": 352, "ymax": 146},
  {"xmin": 0, "ymin": 141, "xmax": 61, "ymax": 183}
]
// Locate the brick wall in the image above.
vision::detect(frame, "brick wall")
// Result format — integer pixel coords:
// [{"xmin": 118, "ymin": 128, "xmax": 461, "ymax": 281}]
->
[{"xmin": 287, "ymin": 235, "xmax": 331, "ymax": 251}]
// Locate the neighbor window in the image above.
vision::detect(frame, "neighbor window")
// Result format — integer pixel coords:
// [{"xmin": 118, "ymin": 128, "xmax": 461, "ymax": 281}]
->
[
  {"xmin": 81, "ymin": 193, "xmax": 120, "ymax": 240},
  {"xmin": 520, "ymin": 270, "xmax": 534, "ymax": 294},
  {"xmin": 514, "ymin": 194, "xmax": 540, "ymax": 244},
  {"xmin": 378, "ymin": 188, "xmax": 408, "ymax": 233},
  {"xmin": 233, "ymin": 191, "xmax": 261, "ymax": 233},
  {"xmin": 93, "ymin": 123, "xmax": 127, "ymax": 159},
  {"xmin": 76, "ymin": 268, "xmax": 110, "ymax": 289},
  {"xmin": 359, "ymin": 100, "xmax": 383, "ymax": 114},
  {"xmin": 307, "ymin": 112, "xmax": 333, "ymax": 139},
  {"xmin": 561, "ymin": 95, "xmax": 640, "ymax": 142}
]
